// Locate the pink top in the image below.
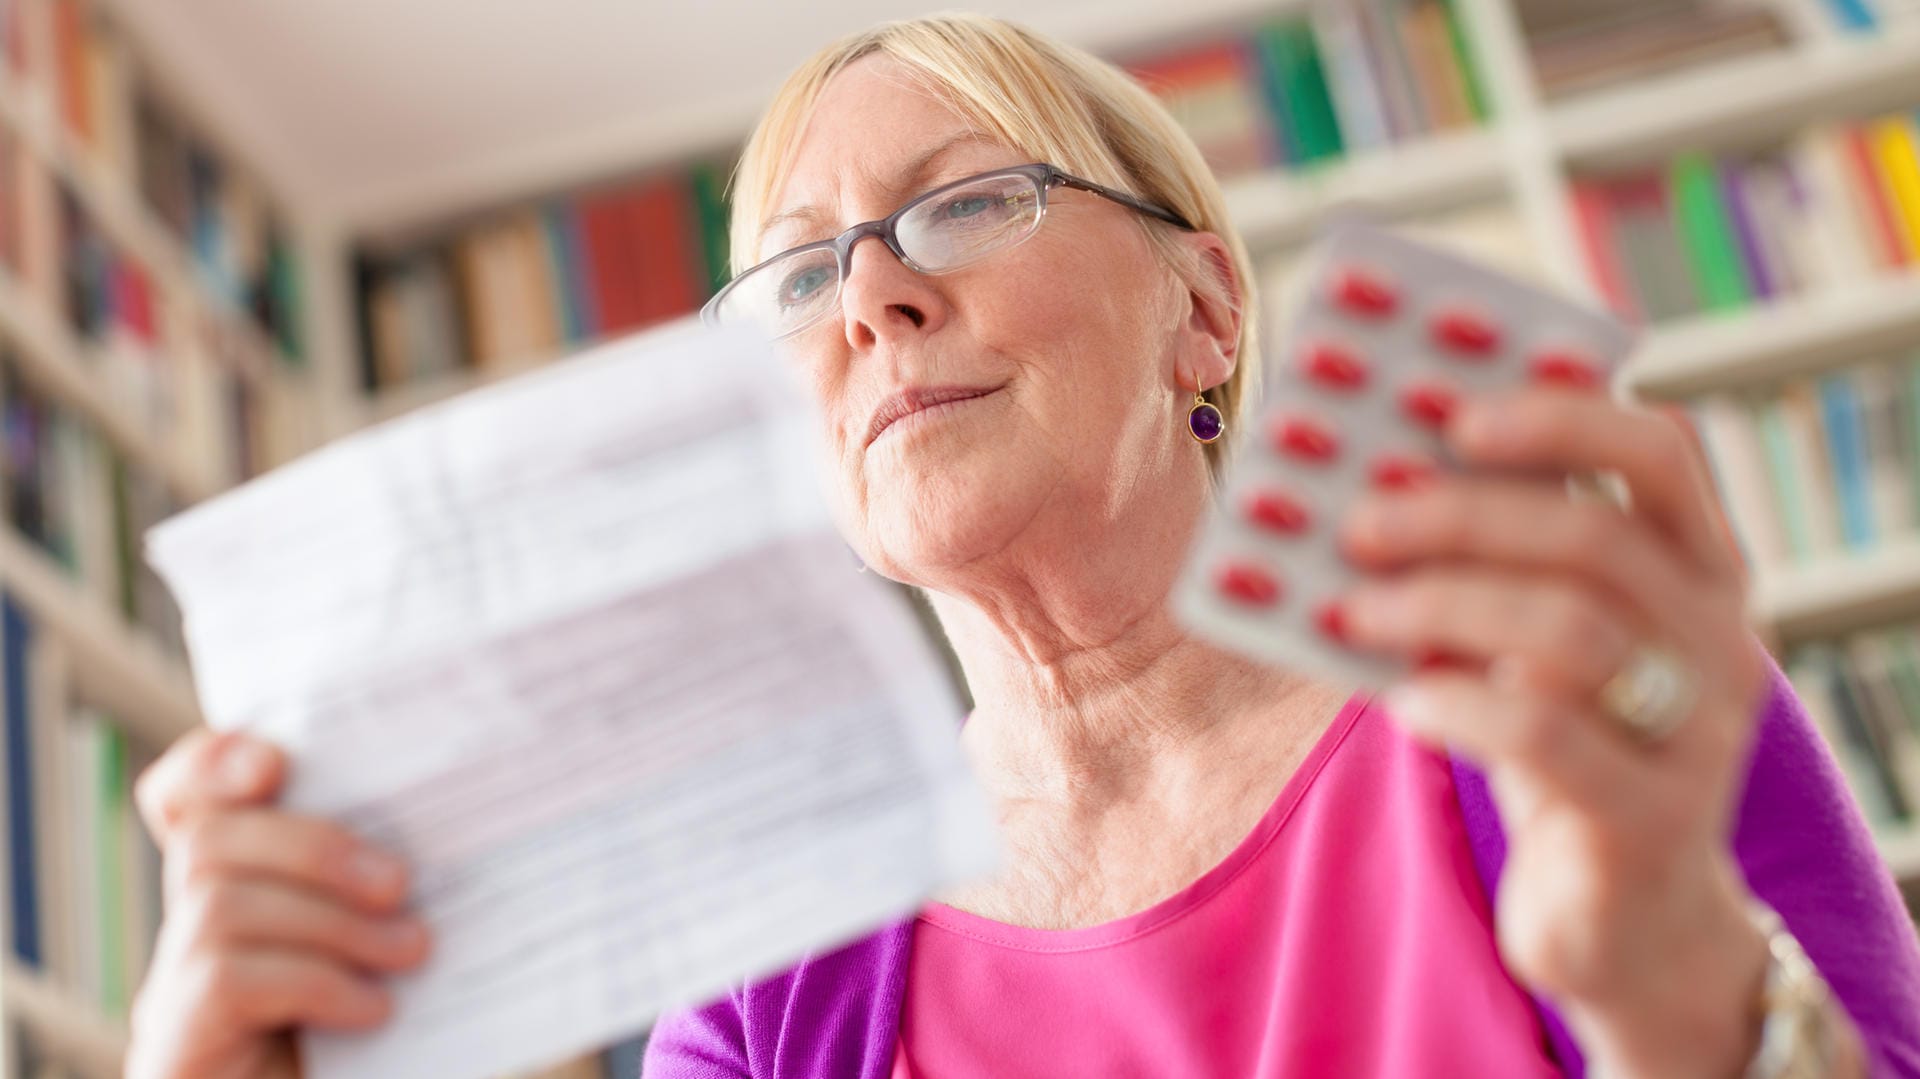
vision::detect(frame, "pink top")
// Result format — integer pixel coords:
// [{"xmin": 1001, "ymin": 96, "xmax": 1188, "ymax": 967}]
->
[{"xmin": 890, "ymin": 691, "xmax": 1565, "ymax": 1078}]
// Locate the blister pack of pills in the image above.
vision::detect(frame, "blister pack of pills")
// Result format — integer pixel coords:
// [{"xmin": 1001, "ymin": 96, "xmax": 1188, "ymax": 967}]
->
[{"xmin": 1171, "ymin": 217, "xmax": 1637, "ymax": 688}]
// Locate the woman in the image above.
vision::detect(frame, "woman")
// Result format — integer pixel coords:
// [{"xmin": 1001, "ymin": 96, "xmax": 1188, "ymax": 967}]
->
[{"xmin": 128, "ymin": 14, "xmax": 1919, "ymax": 1079}]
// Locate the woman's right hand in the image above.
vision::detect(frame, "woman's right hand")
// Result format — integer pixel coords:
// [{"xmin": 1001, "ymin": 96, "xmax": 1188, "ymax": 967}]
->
[{"xmin": 127, "ymin": 730, "xmax": 433, "ymax": 1079}]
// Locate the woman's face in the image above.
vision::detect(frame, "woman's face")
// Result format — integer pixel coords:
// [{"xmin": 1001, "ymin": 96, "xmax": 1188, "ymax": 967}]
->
[{"xmin": 765, "ymin": 56, "xmax": 1236, "ymax": 588}]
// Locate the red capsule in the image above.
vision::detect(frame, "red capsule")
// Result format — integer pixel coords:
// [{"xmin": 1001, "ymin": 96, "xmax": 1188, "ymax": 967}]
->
[
  {"xmin": 1529, "ymin": 349, "xmax": 1603, "ymax": 390},
  {"xmin": 1332, "ymin": 267, "xmax": 1399, "ymax": 319},
  {"xmin": 1243, "ymin": 490, "xmax": 1312, "ymax": 536},
  {"xmin": 1269, "ymin": 415, "xmax": 1341, "ymax": 463},
  {"xmin": 1431, "ymin": 307, "xmax": 1502, "ymax": 358},
  {"xmin": 1215, "ymin": 561, "xmax": 1282, "ymax": 607},
  {"xmin": 1314, "ymin": 599, "xmax": 1349, "ymax": 643},
  {"xmin": 1398, "ymin": 382, "xmax": 1460, "ymax": 431},
  {"xmin": 1370, "ymin": 453, "xmax": 1440, "ymax": 490},
  {"xmin": 1301, "ymin": 342, "xmax": 1370, "ymax": 391}
]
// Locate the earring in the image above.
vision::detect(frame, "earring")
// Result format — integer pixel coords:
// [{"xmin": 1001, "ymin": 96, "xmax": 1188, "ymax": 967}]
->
[{"xmin": 1187, "ymin": 387, "xmax": 1225, "ymax": 444}]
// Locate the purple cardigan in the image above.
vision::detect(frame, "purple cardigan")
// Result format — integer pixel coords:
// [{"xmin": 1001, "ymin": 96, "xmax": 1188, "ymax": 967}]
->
[{"xmin": 643, "ymin": 651, "xmax": 1920, "ymax": 1078}]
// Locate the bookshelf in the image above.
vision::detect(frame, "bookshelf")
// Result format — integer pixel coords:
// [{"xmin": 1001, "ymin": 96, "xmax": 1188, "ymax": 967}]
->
[
  {"xmin": 0, "ymin": 0, "xmax": 330, "ymax": 1075},
  {"xmin": 1, "ymin": 1, "xmax": 1918, "ymax": 1077}
]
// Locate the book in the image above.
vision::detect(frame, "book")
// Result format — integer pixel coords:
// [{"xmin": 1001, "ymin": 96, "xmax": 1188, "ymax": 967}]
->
[
  {"xmin": 1568, "ymin": 180, "xmax": 1640, "ymax": 320},
  {"xmin": 1669, "ymin": 152, "xmax": 1751, "ymax": 312},
  {"xmin": 3, "ymin": 592, "xmax": 41, "ymax": 968},
  {"xmin": 1855, "ymin": 359, "xmax": 1918, "ymax": 540},
  {"xmin": 1841, "ymin": 123, "xmax": 1912, "ymax": 268},
  {"xmin": 1869, "ymin": 114, "xmax": 1920, "ymax": 262},
  {"xmin": 1309, "ymin": 1, "xmax": 1392, "ymax": 152},
  {"xmin": 1817, "ymin": 371, "xmax": 1877, "ymax": 550},
  {"xmin": 1132, "ymin": 40, "xmax": 1281, "ymax": 174},
  {"xmin": 1692, "ymin": 391, "xmax": 1791, "ymax": 570},
  {"xmin": 1254, "ymin": 22, "xmax": 1344, "ymax": 165},
  {"xmin": 1774, "ymin": 382, "xmax": 1847, "ymax": 558}
]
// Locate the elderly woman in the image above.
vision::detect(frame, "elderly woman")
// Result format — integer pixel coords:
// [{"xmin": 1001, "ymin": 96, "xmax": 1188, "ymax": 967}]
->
[{"xmin": 128, "ymin": 13, "xmax": 1919, "ymax": 1079}]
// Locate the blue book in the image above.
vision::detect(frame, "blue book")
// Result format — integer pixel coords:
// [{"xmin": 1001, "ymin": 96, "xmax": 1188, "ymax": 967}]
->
[
  {"xmin": 543, "ymin": 204, "xmax": 597, "ymax": 342},
  {"xmin": 1817, "ymin": 373, "xmax": 1875, "ymax": 550},
  {"xmin": 3, "ymin": 594, "xmax": 39, "ymax": 967}
]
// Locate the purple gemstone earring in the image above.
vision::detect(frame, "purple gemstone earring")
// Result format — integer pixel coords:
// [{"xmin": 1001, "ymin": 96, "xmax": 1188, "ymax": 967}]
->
[{"xmin": 1187, "ymin": 388, "xmax": 1225, "ymax": 444}]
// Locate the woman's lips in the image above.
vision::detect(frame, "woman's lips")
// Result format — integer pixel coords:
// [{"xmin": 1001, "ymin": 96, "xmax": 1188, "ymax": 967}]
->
[{"xmin": 866, "ymin": 386, "xmax": 1001, "ymax": 446}]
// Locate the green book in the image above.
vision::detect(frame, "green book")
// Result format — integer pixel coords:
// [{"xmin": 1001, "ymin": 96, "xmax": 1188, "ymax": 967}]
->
[
  {"xmin": 1668, "ymin": 153, "xmax": 1749, "ymax": 313},
  {"xmin": 690, "ymin": 161, "xmax": 733, "ymax": 297},
  {"xmin": 1439, "ymin": 0, "xmax": 1490, "ymax": 122},
  {"xmin": 1259, "ymin": 22, "xmax": 1344, "ymax": 164},
  {"xmin": 266, "ymin": 229, "xmax": 307, "ymax": 366},
  {"xmin": 1754, "ymin": 395, "xmax": 1810, "ymax": 560},
  {"xmin": 99, "ymin": 723, "xmax": 129, "ymax": 1012}
]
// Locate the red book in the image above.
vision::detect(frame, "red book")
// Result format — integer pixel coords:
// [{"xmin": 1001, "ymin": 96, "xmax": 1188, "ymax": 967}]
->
[
  {"xmin": 1568, "ymin": 180, "xmax": 1638, "ymax": 322},
  {"xmin": 51, "ymin": 0, "xmax": 92, "ymax": 143},
  {"xmin": 1128, "ymin": 41, "xmax": 1279, "ymax": 173},
  {"xmin": 627, "ymin": 176, "xmax": 701, "ymax": 328},
  {"xmin": 578, "ymin": 189, "xmax": 643, "ymax": 333},
  {"xmin": 1840, "ymin": 124, "xmax": 1911, "ymax": 269},
  {"xmin": 120, "ymin": 260, "xmax": 156, "ymax": 344}
]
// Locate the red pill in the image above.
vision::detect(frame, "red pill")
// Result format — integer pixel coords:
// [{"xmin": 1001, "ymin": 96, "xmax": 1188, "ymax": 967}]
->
[
  {"xmin": 1301, "ymin": 342, "xmax": 1370, "ymax": 391},
  {"xmin": 1243, "ymin": 490, "xmax": 1312, "ymax": 536},
  {"xmin": 1314, "ymin": 599, "xmax": 1349, "ymax": 643},
  {"xmin": 1370, "ymin": 453, "xmax": 1440, "ymax": 490},
  {"xmin": 1215, "ymin": 561, "xmax": 1282, "ymax": 607},
  {"xmin": 1332, "ymin": 267, "xmax": 1399, "ymax": 319},
  {"xmin": 1269, "ymin": 415, "xmax": 1341, "ymax": 463},
  {"xmin": 1398, "ymin": 382, "xmax": 1459, "ymax": 431},
  {"xmin": 1431, "ymin": 307, "xmax": 1502, "ymax": 358},
  {"xmin": 1529, "ymin": 349, "xmax": 1603, "ymax": 390}
]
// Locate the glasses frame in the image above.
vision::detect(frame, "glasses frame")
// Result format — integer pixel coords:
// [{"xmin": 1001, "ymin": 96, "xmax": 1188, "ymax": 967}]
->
[{"xmin": 700, "ymin": 162, "xmax": 1197, "ymax": 339}]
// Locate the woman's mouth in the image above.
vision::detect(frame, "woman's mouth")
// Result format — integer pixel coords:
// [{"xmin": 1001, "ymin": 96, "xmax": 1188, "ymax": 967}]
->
[{"xmin": 866, "ymin": 385, "xmax": 1002, "ymax": 447}]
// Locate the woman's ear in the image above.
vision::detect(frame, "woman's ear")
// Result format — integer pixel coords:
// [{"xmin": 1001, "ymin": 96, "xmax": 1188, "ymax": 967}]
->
[{"xmin": 1175, "ymin": 231, "xmax": 1244, "ymax": 394}]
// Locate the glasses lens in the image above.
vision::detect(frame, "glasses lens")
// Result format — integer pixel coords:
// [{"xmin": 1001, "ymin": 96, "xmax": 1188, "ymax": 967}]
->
[
  {"xmin": 898, "ymin": 173, "xmax": 1041, "ymax": 271},
  {"xmin": 715, "ymin": 245, "xmax": 841, "ymax": 337}
]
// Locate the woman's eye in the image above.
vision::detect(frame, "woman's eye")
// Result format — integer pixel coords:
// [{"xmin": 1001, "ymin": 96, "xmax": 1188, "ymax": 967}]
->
[
  {"xmin": 780, "ymin": 267, "xmax": 833, "ymax": 305},
  {"xmin": 941, "ymin": 195, "xmax": 997, "ymax": 220}
]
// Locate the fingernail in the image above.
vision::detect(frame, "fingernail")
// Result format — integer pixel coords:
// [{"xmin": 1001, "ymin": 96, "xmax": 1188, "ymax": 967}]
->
[
  {"xmin": 349, "ymin": 848, "xmax": 407, "ymax": 896},
  {"xmin": 219, "ymin": 739, "xmax": 273, "ymax": 791}
]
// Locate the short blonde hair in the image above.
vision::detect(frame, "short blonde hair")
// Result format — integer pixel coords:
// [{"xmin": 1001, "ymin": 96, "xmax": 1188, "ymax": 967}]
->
[{"xmin": 728, "ymin": 12, "xmax": 1258, "ymax": 473}]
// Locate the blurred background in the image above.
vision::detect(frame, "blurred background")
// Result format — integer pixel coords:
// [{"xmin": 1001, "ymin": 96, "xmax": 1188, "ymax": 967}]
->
[{"xmin": 2, "ymin": 0, "xmax": 1919, "ymax": 1075}]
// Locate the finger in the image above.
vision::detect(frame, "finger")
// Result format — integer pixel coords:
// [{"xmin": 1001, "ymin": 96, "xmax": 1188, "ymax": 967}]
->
[
  {"xmin": 1381, "ymin": 670, "xmax": 1641, "ymax": 809},
  {"xmin": 1340, "ymin": 474, "xmax": 1723, "ymax": 658},
  {"xmin": 1341, "ymin": 567, "xmax": 1639, "ymax": 699},
  {"xmin": 167, "ymin": 809, "xmax": 412, "ymax": 913},
  {"xmin": 173, "ymin": 876, "xmax": 430, "ymax": 974},
  {"xmin": 170, "ymin": 947, "xmax": 394, "ymax": 1034},
  {"xmin": 136, "ymin": 730, "xmax": 287, "ymax": 849},
  {"xmin": 1446, "ymin": 390, "xmax": 1730, "ymax": 577}
]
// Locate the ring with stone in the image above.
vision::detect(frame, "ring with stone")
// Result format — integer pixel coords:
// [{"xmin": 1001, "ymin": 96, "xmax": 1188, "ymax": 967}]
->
[{"xmin": 1597, "ymin": 643, "xmax": 1698, "ymax": 744}]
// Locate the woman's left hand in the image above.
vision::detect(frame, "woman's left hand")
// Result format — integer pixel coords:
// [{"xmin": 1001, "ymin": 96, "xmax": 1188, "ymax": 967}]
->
[{"xmin": 1338, "ymin": 385, "xmax": 1774, "ymax": 1079}]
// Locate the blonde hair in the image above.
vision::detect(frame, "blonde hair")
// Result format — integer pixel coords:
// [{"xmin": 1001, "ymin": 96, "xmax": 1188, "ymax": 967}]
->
[{"xmin": 728, "ymin": 12, "xmax": 1258, "ymax": 473}]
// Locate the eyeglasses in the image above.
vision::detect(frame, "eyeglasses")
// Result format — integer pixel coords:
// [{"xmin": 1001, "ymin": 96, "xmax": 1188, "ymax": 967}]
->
[{"xmin": 702, "ymin": 163, "xmax": 1196, "ymax": 341}]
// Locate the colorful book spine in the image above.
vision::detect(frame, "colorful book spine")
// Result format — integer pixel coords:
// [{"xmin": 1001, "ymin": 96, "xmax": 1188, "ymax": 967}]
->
[
  {"xmin": 1869, "ymin": 114, "xmax": 1920, "ymax": 263},
  {"xmin": 1669, "ymin": 153, "xmax": 1751, "ymax": 312},
  {"xmin": 3, "ymin": 592, "xmax": 40, "ymax": 967},
  {"xmin": 1257, "ymin": 22, "xmax": 1344, "ymax": 165},
  {"xmin": 1817, "ymin": 372, "xmax": 1877, "ymax": 550}
]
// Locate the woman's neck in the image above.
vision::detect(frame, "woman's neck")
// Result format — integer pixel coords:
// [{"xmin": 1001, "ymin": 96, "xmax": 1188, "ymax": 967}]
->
[{"xmin": 925, "ymin": 582, "xmax": 1320, "ymax": 810}]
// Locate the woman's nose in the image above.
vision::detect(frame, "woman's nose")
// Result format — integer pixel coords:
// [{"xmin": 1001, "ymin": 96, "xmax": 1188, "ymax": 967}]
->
[{"xmin": 838, "ymin": 234, "xmax": 947, "ymax": 349}]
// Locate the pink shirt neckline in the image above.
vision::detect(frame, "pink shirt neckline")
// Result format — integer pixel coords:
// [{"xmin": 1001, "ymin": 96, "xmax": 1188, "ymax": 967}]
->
[{"xmin": 912, "ymin": 690, "xmax": 1370, "ymax": 953}]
